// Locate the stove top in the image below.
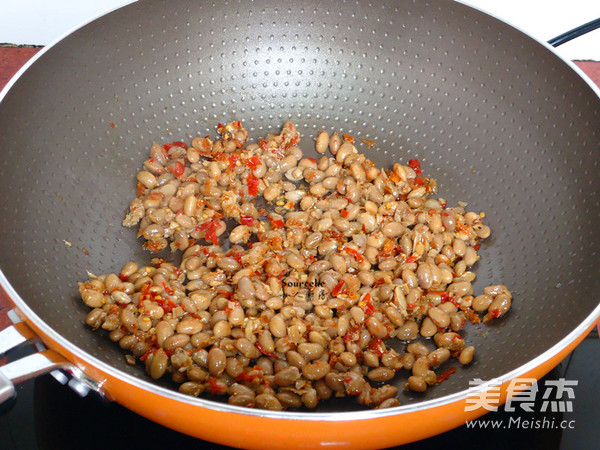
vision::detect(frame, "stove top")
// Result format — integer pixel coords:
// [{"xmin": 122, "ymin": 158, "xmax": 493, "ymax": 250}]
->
[{"xmin": 1, "ymin": 332, "xmax": 597, "ymax": 450}]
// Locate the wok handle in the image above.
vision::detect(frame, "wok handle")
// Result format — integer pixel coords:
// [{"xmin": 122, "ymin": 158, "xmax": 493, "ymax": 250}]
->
[
  {"xmin": 0, "ymin": 322, "xmax": 81, "ymax": 405},
  {"xmin": 547, "ymin": 17, "xmax": 600, "ymax": 47}
]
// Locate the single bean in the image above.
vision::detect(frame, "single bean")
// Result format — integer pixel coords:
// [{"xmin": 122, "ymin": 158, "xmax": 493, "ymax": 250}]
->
[
  {"xmin": 397, "ymin": 320, "xmax": 419, "ymax": 341},
  {"xmin": 484, "ymin": 293, "xmax": 512, "ymax": 322},
  {"xmin": 427, "ymin": 348, "xmax": 451, "ymax": 367},
  {"xmin": 150, "ymin": 349, "xmax": 169, "ymax": 379},
  {"xmin": 329, "ymin": 132, "xmax": 341, "ymax": 154},
  {"xmin": 255, "ymin": 393, "xmax": 283, "ymax": 411},
  {"xmin": 406, "ymin": 343, "xmax": 430, "ymax": 357},
  {"xmin": 459, "ymin": 346, "xmax": 475, "ymax": 365},
  {"xmin": 366, "ymin": 316, "xmax": 389, "ymax": 339},
  {"xmin": 407, "ymin": 375, "xmax": 428, "ymax": 392},
  {"xmin": 163, "ymin": 334, "xmax": 190, "ymax": 351},
  {"xmin": 367, "ymin": 367, "xmax": 396, "ymax": 382},
  {"xmin": 472, "ymin": 294, "xmax": 493, "ymax": 312},
  {"xmin": 179, "ymin": 381, "xmax": 205, "ymax": 397},
  {"xmin": 412, "ymin": 356, "xmax": 431, "ymax": 377},
  {"xmin": 207, "ymin": 347, "xmax": 227, "ymax": 376},
  {"xmin": 302, "ymin": 360, "xmax": 331, "ymax": 380},
  {"xmin": 176, "ymin": 317, "xmax": 203, "ymax": 335},
  {"xmin": 274, "ymin": 366, "xmax": 301, "ymax": 387},
  {"xmin": 427, "ymin": 306, "xmax": 451, "ymax": 329}
]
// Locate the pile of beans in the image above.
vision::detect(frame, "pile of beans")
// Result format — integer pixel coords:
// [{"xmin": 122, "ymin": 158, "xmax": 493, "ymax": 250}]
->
[{"xmin": 79, "ymin": 121, "xmax": 512, "ymax": 410}]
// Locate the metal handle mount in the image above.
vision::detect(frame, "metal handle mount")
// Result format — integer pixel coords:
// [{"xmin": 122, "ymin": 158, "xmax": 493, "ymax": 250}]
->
[{"xmin": 0, "ymin": 318, "xmax": 106, "ymax": 404}]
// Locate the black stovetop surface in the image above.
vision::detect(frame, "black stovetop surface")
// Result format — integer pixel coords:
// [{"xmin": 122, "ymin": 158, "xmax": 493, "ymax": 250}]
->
[{"xmin": 1, "ymin": 332, "xmax": 598, "ymax": 450}]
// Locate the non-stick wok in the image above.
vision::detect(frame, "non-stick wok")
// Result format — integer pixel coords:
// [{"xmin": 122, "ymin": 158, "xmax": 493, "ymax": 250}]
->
[{"xmin": 0, "ymin": 0, "xmax": 598, "ymax": 448}]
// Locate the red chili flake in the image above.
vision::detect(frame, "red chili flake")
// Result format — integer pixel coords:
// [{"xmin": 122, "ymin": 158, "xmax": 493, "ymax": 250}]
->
[
  {"xmin": 381, "ymin": 240, "xmax": 396, "ymax": 257},
  {"xmin": 154, "ymin": 297, "xmax": 177, "ymax": 314},
  {"xmin": 328, "ymin": 354, "xmax": 339, "ymax": 368},
  {"xmin": 367, "ymin": 338, "xmax": 386, "ymax": 357},
  {"xmin": 456, "ymin": 223, "xmax": 471, "ymax": 234},
  {"xmin": 240, "ymin": 216, "xmax": 255, "ymax": 226},
  {"xmin": 268, "ymin": 216, "xmax": 285, "ymax": 228},
  {"xmin": 342, "ymin": 322, "xmax": 364, "ymax": 343},
  {"xmin": 324, "ymin": 229, "xmax": 345, "ymax": 243},
  {"xmin": 140, "ymin": 282, "xmax": 152, "ymax": 300},
  {"xmin": 217, "ymin": 290, "xmax": 234, "ymax": 300},
  {"xmin": 490, "ymin": 308, "xmax": 501, "ymax": 319},
  {"xmin": 143, "ymin": 240, "xmax": 165, "ymax": 253},
  {"xmin": 168, "ymin": 161, "xmax": 185, "ymax": 178},
  {"xmin": 138, "ymin": 348, "xmax": 154, "ymax": 362},
  {"xmin": 306, "ymin": 157, "xmax": 317, "ymax": 164},
  {"xmin": 188, "ymin": 313, "xmax": 204, "ymax": 321},
  {"xmin": 171, "ymin": 141, "xmax": 188, "ymax": 150},
  {"xmin": 119, "ymin": 274, "xmax": 129, "ymax": 282},
  {"xmin": 331, "ymin": 280, "xmax": 345, "ymax": 297},
  {"xmin": 136, "ymin": 181, "xmax": 146, "ymax": 197},
  {"xmin": 235, "ymin": 368, "xmax": 265, "ymax": 384},
  {"xmin": 388, "ymin": 172, "xmax": 402, "ymax": 184},
  {"xmin": 257, "ymin": 138, "xmax": 268, "ymax": 151},
  {"xmin": 342, "ymin": 133, "xmax": 354, "ymax": 143},
  {"xmin": 341, "ymin": 246, "xmax": 365, "ymax": 263},
  {"xmin": 228, "ymin": 154, "xmax": 240, "ymax": 171},
  {"xmin": 405, "ymin": 255, "xmax": 419, "ymax": 263},
  {"xmin": 224, "ymin": 301, "xmax": 239, "ymax": 314},
  {"xmin": 340, "ymin": 209, "xmax": 350, "ymax": 218},
  {"xmin": 255, "ymin": 342, "xmax": 280, "ymax": 359},
  {"xmin": 207, "ymin": 377, "xmax": 227, "ymax": 395},
  {"xmin": 244, "ymin": 155, "xmax": 262, "ymax": 171},
  {"xmin": 363, "ymin": 294, "xmax": 375, "ymax": 315},
  {"xmin": 109, "ymin": 123, "xmax": 115, "ymax": 129},
  {"xmin": 466, "ymin": 309, "xmax": 481, "ymax": 324},
  {"xmin": 437, "ymin": 367, "xmax": 456, "ymax": 383},
  {"xmin": 247, "ymin": 173, "xmax": 259, "ymax": 196},
  {"xmin": 413, "ymin": 176, "xmax": 426, "ymax": 186},
  {"xmin": 213, "ymin": 152, "xmax": 227, "ymax": 162},
  {"xmin": 408, "ymin": 158, "xmax": 422, "ymax": 175},
  {"xmin": 197, "ymin": 219, "xmax": 221, "ymax": 246},
  {"xmin": 162, "ymin": 282, "xmax": 174, "ymax": 296},
  {"xmin": 473, "ymin": 244, "xmax": 481, "ymax": 251}
]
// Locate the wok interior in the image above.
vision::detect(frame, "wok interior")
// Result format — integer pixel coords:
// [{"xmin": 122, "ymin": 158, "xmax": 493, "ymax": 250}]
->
[{"xmin": 0, "ymin": 0, "xmax": 598, "ymax": 411}]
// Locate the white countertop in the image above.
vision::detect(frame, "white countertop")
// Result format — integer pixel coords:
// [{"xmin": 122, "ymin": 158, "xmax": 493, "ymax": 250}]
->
[{"xmin": 0, "ymin": 0, "xmax": 599, "ymax": 60}]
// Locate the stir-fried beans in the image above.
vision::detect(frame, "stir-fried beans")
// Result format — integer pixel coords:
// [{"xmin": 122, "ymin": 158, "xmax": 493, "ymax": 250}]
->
[{"xmin": 79, "ymin": 121, "xmax": 512, "ymax": 410}]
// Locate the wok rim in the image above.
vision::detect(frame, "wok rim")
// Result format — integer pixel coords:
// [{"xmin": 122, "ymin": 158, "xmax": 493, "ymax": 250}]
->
[
  {"xmin": 1, "ymin": 0, "xmax": 599, "ymax": 423},
  {"xmin": 2, "ymin": 268, "xmax": 599, "ymax": 421},
  {"xmin": 455, "ymin": 0, "xmax": 600, "ymax": 99}
]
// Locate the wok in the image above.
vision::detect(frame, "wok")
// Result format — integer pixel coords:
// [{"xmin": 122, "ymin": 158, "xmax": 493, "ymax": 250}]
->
[{"xmin": 0, "ymin": 0, "xmax": 599, "ymax": 448}]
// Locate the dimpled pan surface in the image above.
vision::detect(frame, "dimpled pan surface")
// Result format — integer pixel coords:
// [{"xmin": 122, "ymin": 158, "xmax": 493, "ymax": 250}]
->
[{"xmin": 0, "ymin": 0, "xmax": 598, "ymax": 412}]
